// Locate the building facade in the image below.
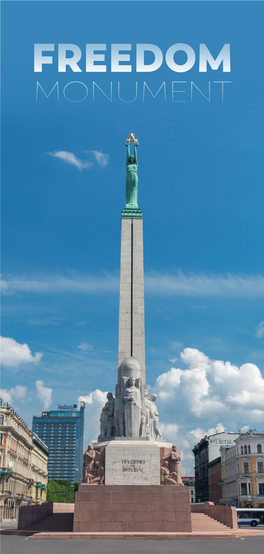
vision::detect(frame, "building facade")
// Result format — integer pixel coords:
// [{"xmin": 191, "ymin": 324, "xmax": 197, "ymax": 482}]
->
[
  {"xmin": 193, "ymin": 431, "xmax": 239, "ymax": 502},
  {"xmin": 182, "ymin": 477, "xmax": 195, "ymax": 503},
  {"xmin": 0, "ymin": 399, "xmax": 48, "ymax": 519},
  {"xmin": 208, "ymin": 456, "xmax": 222, "ymax": 504},
  {"xmin": 32, "ymin": 402, "xmax": 85, "ymax": 487},
  {"xmin": 221, "ymin": 431, "xmax": 264, "ymax": 508}
]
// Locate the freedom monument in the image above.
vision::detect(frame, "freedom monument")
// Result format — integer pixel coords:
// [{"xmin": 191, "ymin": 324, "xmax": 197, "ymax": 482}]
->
[{"xmin": 73, "ymin": 135, "xmax": 192, "ymax": 533}]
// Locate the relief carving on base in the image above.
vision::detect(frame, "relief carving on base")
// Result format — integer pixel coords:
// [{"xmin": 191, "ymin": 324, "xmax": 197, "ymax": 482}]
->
[
  {"xmin": 83, "ymin": 444, "xmax": 105, "ymax": 485},
  {"xmin": 160, "ymin": 445, "xmax": 183, "ymax": 486}
]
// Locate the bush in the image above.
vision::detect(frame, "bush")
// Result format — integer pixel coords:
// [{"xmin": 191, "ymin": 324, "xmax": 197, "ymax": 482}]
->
[{"xmin": 46, "ymin": 479, "xmax": 75, "ymax": 503}]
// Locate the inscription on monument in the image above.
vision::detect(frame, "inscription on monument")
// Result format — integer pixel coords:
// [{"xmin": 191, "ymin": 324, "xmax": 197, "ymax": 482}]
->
[{"xmin": 122, "ymin": 459, "xmax": 145, "ymax": 472}]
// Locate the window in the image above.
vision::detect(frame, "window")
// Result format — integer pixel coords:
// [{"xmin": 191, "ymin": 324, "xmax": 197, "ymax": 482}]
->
[
  {"xmin": 259, "ymin": 484, "xmax": 264, "ymax": 495},
  {"xmin": 241, "ymin": 446, "xmax": 244, "ymax": 454},
  {"xmin": 0, "ymin": 434, "xmax": 3, "ymax": 446},
  {"xmin": 244, "ymin": 445, "xmax": 247, "ymax": 454},
  {"xmin": 258, "ymin": 462, "xmax": 264, "ymax": 473},
  {"xmin": 241, "ymin": 483, "xmax": 247, "ymax": 495},
  {"xmin": 244, "ymin": 462, "xmax": 249, "ymax": 474},
  {"xmin": 248, "ymin": 445, "xmax": 251, "ymax": 454},
  {"xmin": 257, "ymin": 444, "xmax": 262, "ymax": 454},
  {"xmin": 0, "ymin": 415, "xmax": 4, "ymax": 425}
]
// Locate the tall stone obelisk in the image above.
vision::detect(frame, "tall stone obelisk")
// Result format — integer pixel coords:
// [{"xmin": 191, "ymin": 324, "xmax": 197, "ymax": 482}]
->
[
  {"xmin": 73, "ymin": 137, "xmax": 191, "ymax": 536},
  {"xmin": 117, "ymin": 134, "xmax": 145, "ymax": 385}
]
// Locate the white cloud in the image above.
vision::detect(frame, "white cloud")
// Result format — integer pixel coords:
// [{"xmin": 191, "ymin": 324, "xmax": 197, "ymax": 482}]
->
[
  {"xmin": 145, "ymin": 271, "xmax": 264, "ymax": 297},
  {"xmin": 3, "ymin": 271, "xmax": 264, "ymax": 297},
  {"xmin": 0, "ymin": 389, "xmax": 12, "ymax": 404},
  {"xmin": 156, "ymin": 347, "xmax": 264, "ymax": 421},
  {"xmin": 170, "ymin": 340, "xmax": 183, "ymax": 351},
  {"xmin": 189, "ymin": 423, "xmax": 226, "ymax": 442},
  {"xmin": 48, "ymin": 150, "xmax": 109, "ymax": 171},
  {"xmin": 78, "ymin": 390, "xmax": 107, "ymax": 445},
  {"xmin": 10, "ymin": 385, "xmax": 27, "ymax": 400},
  {"xmin": 48, "ymin": 151, "xmax": 93, "ymax": 171},
  {"xmin": 0, "ymin": 385, "xmax": 27, "ymax": 405},
  {"xmin": 1, "ymin": 272, "xmax": 119, "ymax": 295},
  {"xmin": 159, "ymin": 423, "xmax": 179, "ymax": 442},
  {"xmin": 154, "ymin": 347, "xmax": 264, "ymax": 472},
  {"xmin": 241, "ymin": 425, "xmax": 250, "ymax": 433},
  {"xmin": 77, "ymin": 342, "xmax": 93, "ymax": 351},
  {"xmin": 36, "ymin": 380, "xmax": 52, "ymax": 410},
  {"xmin": 0, "ymin": 336, "xmax": 43, "ymax": 367},
  {"xmin": 86, "ymin": 151, "xmax": 109, "ymax": 167},
  {"xmin": 256, "ymin": 321, "xmax": 264, "ymax": 338}
]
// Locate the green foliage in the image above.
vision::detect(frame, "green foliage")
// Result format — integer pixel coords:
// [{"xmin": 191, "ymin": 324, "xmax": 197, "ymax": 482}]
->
[
  {"xmin": 74, "ymin": 482, "xmax": 80, "ymax": 492},
  {"xmin": 46, "ymin": 479, "xmax": 75, "ymax": 503}
]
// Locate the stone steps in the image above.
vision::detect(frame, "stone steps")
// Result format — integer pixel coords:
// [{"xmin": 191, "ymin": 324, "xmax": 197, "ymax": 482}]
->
[
  {"xmin": 28, "ymin": 513, "xmax": 73, "ymax": 532},
  {"xmin": 191, "ymin": 513, "xmax": 229, "ymax": 532}
]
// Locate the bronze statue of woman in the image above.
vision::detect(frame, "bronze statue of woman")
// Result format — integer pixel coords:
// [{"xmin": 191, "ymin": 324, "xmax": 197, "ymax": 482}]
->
[{"xmin": 126, "ymin": 142, "xmax": 138, "ymax": 208}]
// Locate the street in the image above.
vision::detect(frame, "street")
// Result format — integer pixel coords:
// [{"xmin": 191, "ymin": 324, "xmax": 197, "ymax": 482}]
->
[{"xmin": 1, "ymin": 536, "xmax": 264, "ymax": 554}]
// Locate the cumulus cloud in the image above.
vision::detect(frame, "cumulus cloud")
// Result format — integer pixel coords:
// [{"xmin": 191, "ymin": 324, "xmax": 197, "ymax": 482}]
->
[
  {"xmin": 78, "ymin": 389, "xmax": 107, "ymax": 445},
  {"xmin": 36, "ymin": 380, "xmax": 52, "ymax": 410},
  {"xmin": 48, "ymin": 150, "xmax": 109, "ymax": 171},
  {"xmin": 156, "ymin": 347, "xmax": 264, "ymax": 421},
  {"xmin": 256, "ymin": 321, "xmax": 264, "ymax": 338},
  {"xmin": 77, "ymin": 342, "xmax": 93, "ymax": 351},
  {"xmin": 154, "ymin": 347, "xmax": 264, "ymax": 473},
  {"xmin": 0, "ymin": 385, "xmax": 27, "ymax": 405},
  {"xmin": 0, "ymin": 389, "xmax": 12, "ymax": 404},
  {"xmin": 0, "ymin": 336, "xmax": 43, "ymax": 367}
]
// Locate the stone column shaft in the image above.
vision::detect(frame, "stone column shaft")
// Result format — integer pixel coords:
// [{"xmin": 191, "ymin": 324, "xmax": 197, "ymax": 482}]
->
[{"xmin": 118, "ymin": 217, "xmax": 145, "ymax": 384}]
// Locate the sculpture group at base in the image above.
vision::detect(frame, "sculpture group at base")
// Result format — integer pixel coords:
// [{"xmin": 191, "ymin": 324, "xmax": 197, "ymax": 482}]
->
[
  {"xmin": 82, "ymin": 443, "xmax": 183, "ymax": 486},
  {"xmin": 83, "ymin": 445, "xmax": 105, "ymax": 485},
  {"xmin": 160, "ymin": 445, "xmax": 183, "ymax": 486},
  {"xmin": 98, "ymin": 358, "xmax": 162, "ymax": 441}
]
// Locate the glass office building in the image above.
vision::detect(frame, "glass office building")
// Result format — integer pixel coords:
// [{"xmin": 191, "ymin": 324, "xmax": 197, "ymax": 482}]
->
[{"xmin": 32, "ymin": 402, "xmax": 85, "ymax": 486}]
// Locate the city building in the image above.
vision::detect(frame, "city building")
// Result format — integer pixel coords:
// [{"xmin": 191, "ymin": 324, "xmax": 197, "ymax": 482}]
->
[
  {"xmin": 193, "ymin": 431, "xmax": 239, "ymax": 502},
  {"xmin": 31, "ymin": 433, "xmax": 49, "ymax": 504},
  {"xmin": 32, "ymin": 402, "xmax": 85, "ymax": 487},
  {"xmin": 220, "ymin": 430, "xmax": 264, "ymax": 507},
  {"xmin": 182, "ymin": 477, "xmax": 195, "ymax": 503},
  {"xmin": 0, "ymin": 398, "xmax": 48, "ymax": 519},
  {"xmin": 208, "ymin": 456, "xmax": 222, "ymax": 504}
]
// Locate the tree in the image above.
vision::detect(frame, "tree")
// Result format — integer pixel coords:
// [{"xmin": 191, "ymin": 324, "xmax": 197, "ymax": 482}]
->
[{"xmin": 46, "ymin": 480, "xmax": 75, "ymax": 503}]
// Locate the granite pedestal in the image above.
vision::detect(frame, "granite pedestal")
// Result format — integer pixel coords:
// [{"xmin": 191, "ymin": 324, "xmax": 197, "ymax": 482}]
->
[{"xmin": 73, "ymin": 485, "xmax": 192, "ymax": 533}]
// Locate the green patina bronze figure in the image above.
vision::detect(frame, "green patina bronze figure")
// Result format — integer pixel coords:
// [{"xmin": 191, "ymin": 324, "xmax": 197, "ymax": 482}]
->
[
  {"xmin": 122, "ymin": 133, "xmax": 142, "ymax": 219},
  {"xmin": 126, "ymin": 140, "xmax": 138, "ymax": 208}
]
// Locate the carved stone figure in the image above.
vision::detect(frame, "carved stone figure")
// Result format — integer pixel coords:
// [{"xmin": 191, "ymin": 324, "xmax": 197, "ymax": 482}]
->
[
  {"xmin": 86, "ymin": 461, "xmax": 105, "ymax": 485},
  {"xmin": 140, "ymin": 388, "xmax": 149, "ymax": 438},
  {"xmin": 114, "ymin": 385, "xmax": 124, "ymax": 437},
  {"xmin": 160, "ymin": 460, "xmax": 177, "ymax": 486},
  {"xmin": 98, "ymin": 392, "xmax": 115, "ymax": 439},
  {"xmin": 83, "ymin": 445, "xmax": 100, "ymax": 482},
  {"xmin": 99, "ymin": 407, "xmax": 108, "ymax": 438},
  {"xmin": 148, "ymin": 394, "xmax": 162, "ymax": 439},
  {"xmin": 126, "ymin": 142, "xmax": 138, "ymax": 207},
  {"xmin": 161, "ymin": 445, "xmax": 183, "ymax": 485},
  {"xmin": 123, "ymin": 377, "xmax": 141, "ymax": 437}
]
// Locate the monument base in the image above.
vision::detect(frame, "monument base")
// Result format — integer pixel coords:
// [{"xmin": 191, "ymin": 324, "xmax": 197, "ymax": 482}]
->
[
  {"xmin": 94, "ymin": 439, "xmax": 173, "ymax": 486},
  {"xmin": 73, "ymin": 485, "xmax": 192, "ymax": 533}
]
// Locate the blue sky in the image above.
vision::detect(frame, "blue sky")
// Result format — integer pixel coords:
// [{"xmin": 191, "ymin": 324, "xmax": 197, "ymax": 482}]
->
[{"xmin": 1, "ymin": 1, "xmax": 264, "ymax": 473}]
